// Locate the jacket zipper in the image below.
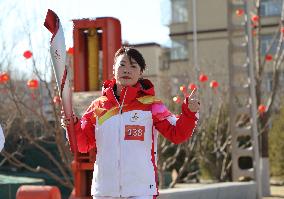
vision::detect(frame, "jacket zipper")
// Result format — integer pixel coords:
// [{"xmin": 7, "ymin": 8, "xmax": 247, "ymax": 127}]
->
[{"xmin": 112, "ymin": 87, "xmax": 127, "ymax": 197}]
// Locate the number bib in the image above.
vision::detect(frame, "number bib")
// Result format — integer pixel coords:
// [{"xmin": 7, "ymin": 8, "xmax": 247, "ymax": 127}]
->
[{"xmin": 124, "ymin": 125, "xmax": 145, "ymax": 141}]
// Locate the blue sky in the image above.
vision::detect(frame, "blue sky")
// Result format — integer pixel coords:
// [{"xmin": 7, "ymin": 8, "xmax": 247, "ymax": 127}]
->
[{"xmin": 0, "ymin": 0, "xmax": 170, "ymax": 77}]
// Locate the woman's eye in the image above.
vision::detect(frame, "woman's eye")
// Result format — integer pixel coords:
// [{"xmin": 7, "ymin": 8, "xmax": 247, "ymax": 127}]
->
[{"xmin": 131, "ymin": 65, "xmax": 137, "ymax": 68}]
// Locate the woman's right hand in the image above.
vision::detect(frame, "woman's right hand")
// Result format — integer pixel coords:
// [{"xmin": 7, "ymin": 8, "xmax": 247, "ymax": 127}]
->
[{"xmin": 60, "ymin": 110, "xmax": 78, "ymax": 130}]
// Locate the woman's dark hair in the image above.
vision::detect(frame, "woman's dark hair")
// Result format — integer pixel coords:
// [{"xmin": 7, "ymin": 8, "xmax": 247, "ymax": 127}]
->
[{"xmin": 114, "ymin": 46, "xmax": 146, "ymax": 72}]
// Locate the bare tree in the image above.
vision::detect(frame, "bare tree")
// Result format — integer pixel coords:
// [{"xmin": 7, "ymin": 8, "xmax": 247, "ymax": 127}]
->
[
  {"xmin": 0, "ymin": 65, "xmax": 74, "ymax": 189},
  {"xmin": 158, "ymin": 84, "xmax": 232, "ymax": 188},
  {"xmin": 0, "ymin": 18, "xmax": 73, "ymax": 189},
  {"xmin": 254, "ymin": 0, "xmax": 284, "ymax": 195}
]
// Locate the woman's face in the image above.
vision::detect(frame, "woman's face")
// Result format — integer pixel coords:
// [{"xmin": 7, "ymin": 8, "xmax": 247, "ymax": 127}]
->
[{"xmin": 114, "ymin": 54, "xmax": 142, "ymax": 87}]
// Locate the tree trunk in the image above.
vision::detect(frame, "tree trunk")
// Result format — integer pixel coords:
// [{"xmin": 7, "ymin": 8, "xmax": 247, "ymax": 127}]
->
[{"xmin": 260, "ymin": 114, "xmax": 271, "ymax": 196}]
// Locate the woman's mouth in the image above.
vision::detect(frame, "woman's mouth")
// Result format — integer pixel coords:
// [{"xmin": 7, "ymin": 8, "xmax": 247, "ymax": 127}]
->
[{"xmin": 121, "ymin": 76, "xmax": 131, "ymax": 79}]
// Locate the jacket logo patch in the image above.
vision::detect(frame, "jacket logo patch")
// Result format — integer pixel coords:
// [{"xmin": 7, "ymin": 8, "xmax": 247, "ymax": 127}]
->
[
  {"xmin": 130, "ymin": 112, "xmax": 139, "ymax": 122},
  {"xmin": 124, "ymin": 125, "xmax": 145, "ymax": 141}
]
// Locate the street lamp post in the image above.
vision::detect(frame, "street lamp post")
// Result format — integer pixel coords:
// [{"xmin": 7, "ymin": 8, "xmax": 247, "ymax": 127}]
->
[{"xmin": 192, "ymin": 0, "xmax": 200, "ymax": 83}]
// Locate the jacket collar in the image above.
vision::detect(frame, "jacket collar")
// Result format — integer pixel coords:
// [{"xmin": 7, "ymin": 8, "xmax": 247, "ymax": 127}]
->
[{"xmin": 102, "ymin": 78, "xmax": 155, "ymax": 105}]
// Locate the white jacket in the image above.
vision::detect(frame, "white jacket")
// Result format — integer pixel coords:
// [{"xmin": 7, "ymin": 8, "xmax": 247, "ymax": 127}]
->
[{"xmin": 92, "ymin": 109, "xmax": 158, "ymax": 196}]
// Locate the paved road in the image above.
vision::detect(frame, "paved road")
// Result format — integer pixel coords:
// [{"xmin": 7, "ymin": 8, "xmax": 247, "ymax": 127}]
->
[{"xmin": 263, "ymin": 186, "xmax": 284, "ymax": 199}]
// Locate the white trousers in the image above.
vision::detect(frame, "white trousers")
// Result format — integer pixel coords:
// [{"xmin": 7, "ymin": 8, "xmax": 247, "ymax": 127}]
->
[{"xmin": 93, "ymin": 196, "xmax": 155, "ymax": 199}]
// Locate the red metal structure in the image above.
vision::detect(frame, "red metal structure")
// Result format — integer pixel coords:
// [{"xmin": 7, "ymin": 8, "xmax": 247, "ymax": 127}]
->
[
  {"xmin": 73, "ymin": 17, "xmax": 122, "ymax": 91},
  {"xmin": 71, "ymin": 17, "xmax": 122, "ymax": 199},
  {"xmin": 17, "ymin": 17, "xmax": 122, "ymax": 199}
]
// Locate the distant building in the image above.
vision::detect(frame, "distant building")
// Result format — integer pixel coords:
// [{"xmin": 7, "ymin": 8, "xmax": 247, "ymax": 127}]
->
[
  {"xmin": 132, "ymin": 43, "xmax": 171, "ymax": 100},
  {"xmin": 165, "ymin": 0, "xmax": 284, "ymax": 98}
]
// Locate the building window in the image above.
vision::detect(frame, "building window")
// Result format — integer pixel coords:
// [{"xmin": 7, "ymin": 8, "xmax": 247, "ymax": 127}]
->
[
  {"xmin": 171, "ymin": 0, "xmax": 188, "ymax": 23},
  {"xmin": 260, "ymin": 0, "xmax": 282, "ymax": 17},
  {"xmin": 170, "ymin": 40, "xmax": 188, "ymax": 60},
  {"xmin": 261, "ymin": 34, "xmax": 278, "ymax": 55}
]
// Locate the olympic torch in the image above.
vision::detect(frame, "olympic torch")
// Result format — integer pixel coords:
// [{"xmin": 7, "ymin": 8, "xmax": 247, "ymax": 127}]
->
[{"xmin": 44, "ymin": 9, "xmax": 78, "ymax": 155}]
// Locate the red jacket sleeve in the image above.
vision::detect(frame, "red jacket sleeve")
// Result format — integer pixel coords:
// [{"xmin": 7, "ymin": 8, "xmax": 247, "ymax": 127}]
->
[
  {"xmin": 152, "ymin": 99, "xmax": 198, "ymax": 144},
  {"xmin": 73, "ymin": 102, "xmax": 97, "ymax": 153}
]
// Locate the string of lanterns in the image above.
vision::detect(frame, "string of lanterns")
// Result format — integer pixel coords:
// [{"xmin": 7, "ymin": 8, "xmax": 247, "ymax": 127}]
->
[
  {"xmin": 2, "ymin": 45, "xmax": 271, "ymax": 115},
  {"xmin": 172, "ymin": 72, "xmax": 266, "ymax": 116},
  {"xmin": 234, "ymin": 9, "xmax": 271, "ymax": 115},
  {"xmin": 235, "ymin": 9, "xmax": 278, "ymax": 62},
  {"xmin": 22, "ymin": 47, "xmax": 74, "ymax": 103},
  {"xmin": 172, "ymin": 10, "xmax": 270, "ymax": 115},
  {"xmin": 172, "ymin": 73, "xmax": 217, "ymax": 104}
]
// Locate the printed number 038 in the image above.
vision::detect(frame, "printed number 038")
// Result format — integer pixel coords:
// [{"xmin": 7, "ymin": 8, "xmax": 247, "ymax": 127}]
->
[{"xmin": 128, "ymin": 128, "xmax": 143, "ymax": 136}]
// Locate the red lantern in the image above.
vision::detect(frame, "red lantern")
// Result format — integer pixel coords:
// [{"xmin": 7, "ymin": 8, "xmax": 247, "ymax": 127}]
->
[
  {"xmin": 258, "ymin": 104, "xmax": 266, "ymax": 114},
  {"xmin": 251, "ymin": 15, "xmax": 259, "ymax": 23},
  {"xmin": 265, "ymin": 54, "xmax": 273, "ymax": 61},
  {"xmin": 210, "ymin": 80, "xmax": 219, "ymax": 88},
  {"xmin": 53, "ymin": 96, "xmax": 61, "ymax": 104},
  {"xmin": 179, "ymin": 85, "xmax": 186, "ymax": 92},
  {"xmin": 199, "ymin": 74, "xmax": 208, "ymax": 83},
  {"xmin": 173, "ymin": 96, "xmax": 181, "ymax": 104},
  {"xmin": 67, "ymin": 47, "xmax": 74, "ymax": 55},
  {"xmin": 235, "ymin": 9, "xmax": 244, "ymax": 16},
  {"xmin": 0, "ymin": 72, "xmax": 10, "ymax": 84},
  {"xmin": 188, "ymin": 83, "xmax": 197, "ymax": 91},
  {"xmin": 27, "ymin": 79, "xmax": 39, "ymax": 89},
  {"xmin": 23, "ymin": 50, "xmax": 32, "ymax": 59}
]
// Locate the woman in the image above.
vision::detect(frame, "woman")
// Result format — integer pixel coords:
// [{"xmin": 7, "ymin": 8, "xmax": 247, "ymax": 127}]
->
[{"xmin": 64, "ymin": 46, "xmax": 199, "ymax": 199}]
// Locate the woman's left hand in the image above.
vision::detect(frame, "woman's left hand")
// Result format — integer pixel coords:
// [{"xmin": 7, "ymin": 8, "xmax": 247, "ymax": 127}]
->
[{"xmin": 188, "ymin": 88, "xmax": 200, "ymax": 112}]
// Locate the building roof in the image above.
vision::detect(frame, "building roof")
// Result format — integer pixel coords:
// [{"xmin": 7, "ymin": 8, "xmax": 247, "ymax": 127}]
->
[{"xmin": 128, "ymin": 42, "xmax": 161, "ymax": 48}]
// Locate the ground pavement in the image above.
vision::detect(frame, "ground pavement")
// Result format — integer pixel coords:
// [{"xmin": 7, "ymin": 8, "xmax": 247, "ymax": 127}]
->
[
  {"xmin": 263, "ymin": 185, "xmax": 284, "ymax": 199},
  {"xmin": 170, "ymin": 183, "xmax": 284, "ymax": 199}
]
